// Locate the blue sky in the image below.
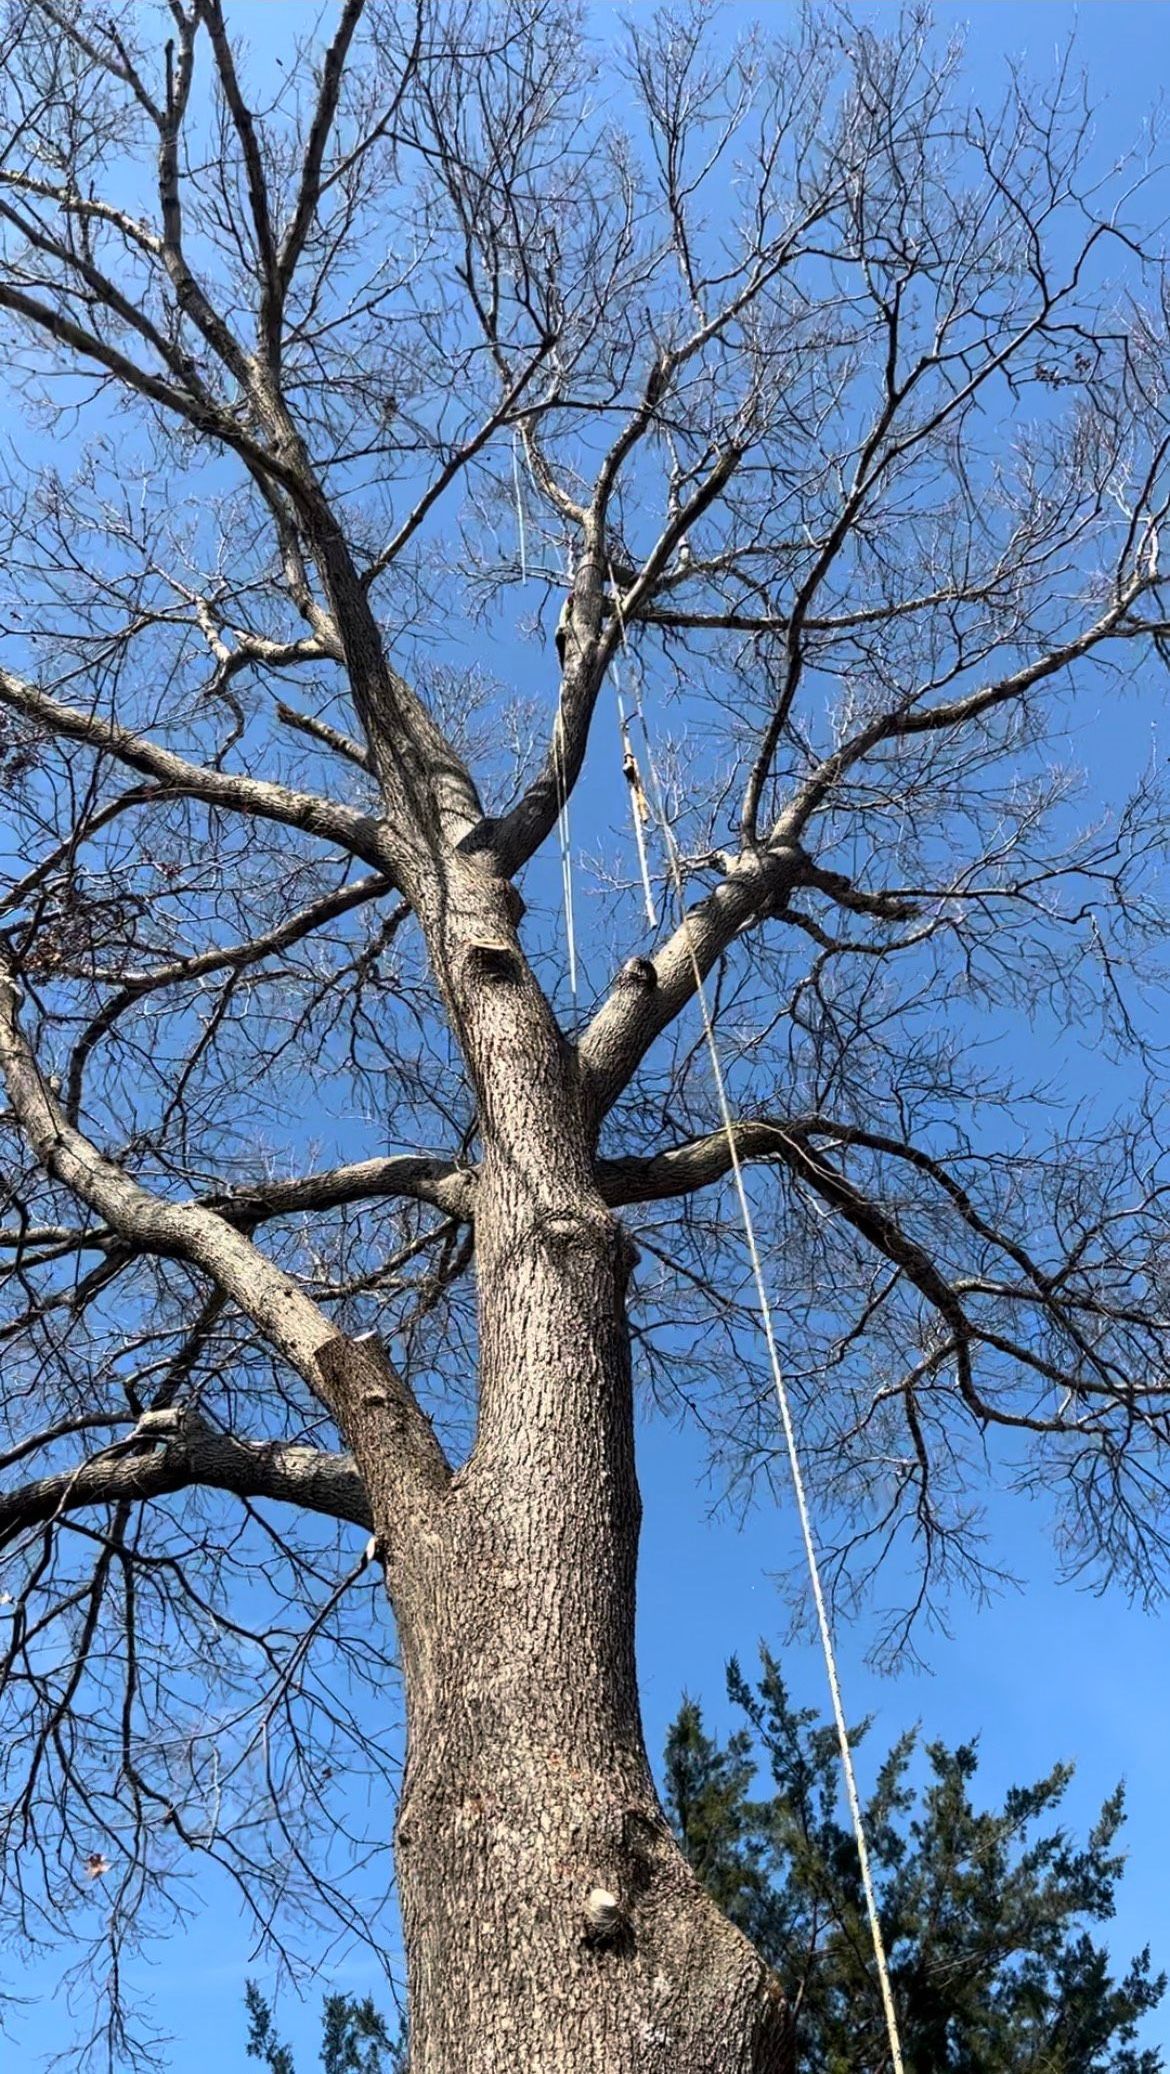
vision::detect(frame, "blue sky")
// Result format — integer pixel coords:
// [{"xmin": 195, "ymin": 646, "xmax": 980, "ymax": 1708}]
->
[{"xmin": 6, "ymin": 2, "xmax": 1170, "ymax": 2067}]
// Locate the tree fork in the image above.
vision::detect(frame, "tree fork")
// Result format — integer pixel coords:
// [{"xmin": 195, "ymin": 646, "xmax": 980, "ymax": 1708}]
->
[{"xmin": 333, "ymin": 898, "xmax": 790, "ymax": 2070}]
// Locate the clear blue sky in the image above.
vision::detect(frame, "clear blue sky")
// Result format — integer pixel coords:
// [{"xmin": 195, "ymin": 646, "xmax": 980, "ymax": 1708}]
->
[{"xmin": 6, "ymin": 4, "xmax": 1170, "ymax": 2068}]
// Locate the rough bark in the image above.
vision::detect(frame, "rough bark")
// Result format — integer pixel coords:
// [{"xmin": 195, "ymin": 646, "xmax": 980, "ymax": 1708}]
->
[{"xmin": 321, "ymin": 868, "xmax": 791, "ymax": 2073}]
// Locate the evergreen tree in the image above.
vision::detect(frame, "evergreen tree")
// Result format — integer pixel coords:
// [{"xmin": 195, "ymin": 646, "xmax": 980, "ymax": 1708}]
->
[
  {"xmin": 663, "ymin": 1655, "xmax": 1165, "ymax": 2074},
  {"xmin": 320, "ymin": 1994, "xmax": 404, "ymax": 2074},
  {"xmin": 244, "ymin": 1982, "xmax": 405, "ymax": 2074},
  {"xmin": 244, "ymin": 1983, "xmax": 295, "ymax": 2074}
]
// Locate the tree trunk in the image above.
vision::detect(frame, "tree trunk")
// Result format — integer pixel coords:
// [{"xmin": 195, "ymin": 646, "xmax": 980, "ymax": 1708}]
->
[
  {"xmin": 388, "ymin": 1196, "xmax": 789, "ymax": 2073},
  {"xmin": 393, "ymin": 1544, "xmax": 789, "ymax": 2071},
  {"xmin": 349, "ymin": 882, "xmax": 791, "ymax": 2073}
]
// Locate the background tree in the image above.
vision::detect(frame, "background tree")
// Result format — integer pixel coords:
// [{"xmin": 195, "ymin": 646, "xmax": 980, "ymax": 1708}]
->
[
  {"xmin": 240, "ymin": 1667, "xmax": 1165, "ymax": 2074},
  {"xmin": 665, "ymin": 1657, "xmax": 1165, "ymax": 2074},
  {"xmin": 244, "ymin": 1980, "xmax": 406, "ymax": 2074},
  {"xmin": 0, "ymin": 3, "xmax": 1169, "ymax": 2070}
]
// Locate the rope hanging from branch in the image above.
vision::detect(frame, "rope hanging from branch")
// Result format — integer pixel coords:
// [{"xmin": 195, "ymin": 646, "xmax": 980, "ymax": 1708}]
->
[
  {"xmin": 614, "ymin": 664, "xmax": 657, "ymax": 930},
  {"xmin": 607, "ymin": 575, "xmax": 907, "ymax": 2074},
  {"xmin": 511, "ymin": 445, "xmax": 579, "ymax": 1007},
  {"xmin": 553, "ymin": 686, "xmax": 578, "ymax": 1007}
]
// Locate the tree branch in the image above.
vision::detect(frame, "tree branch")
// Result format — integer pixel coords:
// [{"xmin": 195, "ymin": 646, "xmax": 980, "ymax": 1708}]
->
[
  {"xmin": 0, "ymin": 665, "xmax": 387, "ymax": 870},
  {"xmin": 0, "ymin": 1426, "xmax": 373, "ymax": 1551},
  {"xmin": 577, "ymin": 846, "xmax": 806, "ymax": 1125}
]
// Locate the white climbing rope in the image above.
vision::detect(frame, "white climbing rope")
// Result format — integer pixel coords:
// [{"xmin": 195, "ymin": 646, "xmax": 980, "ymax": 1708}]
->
[
  {"xmin": 512, "ymin": 445, "xmax": 579, "ymax": 1008},
  {"xmin": 608, "ymin": 580, "xmax": 907, "ymax": 2074},
  {"xmin": 512, "ymin": 433, "xmax": 529, "ymax": 583},
  {"xmin": 614, "ymin": 660, "xmax": 657, "ymax": 930},
  {"xmin": 553, "ymin": 689, "xmax": 578, "ymax": 1008}
]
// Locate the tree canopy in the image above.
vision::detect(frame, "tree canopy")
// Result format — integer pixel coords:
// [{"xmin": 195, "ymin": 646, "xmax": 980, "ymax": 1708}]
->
[
  {"xmin": 666, "ymin": 1657, "xmax": 1165, "ymax": 2074},
  {"xmin": 0, "ymin": 1, "xmax": 1168, "ymax": 2065},
  {"xmin": 244, "ymin": 1980, "xmax": 407, "ymax": 2074}
]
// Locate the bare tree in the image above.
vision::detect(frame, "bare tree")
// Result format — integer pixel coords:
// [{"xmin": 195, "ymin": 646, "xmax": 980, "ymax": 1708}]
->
[{"xmin": 0, "ymin": 4, "xmax": 1168, "ymax": 2069}]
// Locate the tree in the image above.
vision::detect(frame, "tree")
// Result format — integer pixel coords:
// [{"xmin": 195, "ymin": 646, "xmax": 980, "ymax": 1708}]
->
[
  {"xmin": 245, "ymin": 1983, "xmax": 296, "ymax": 2074},
  {"xmin": 244, "ymin": 1980, "xmax": 406, "ymax": 2074},
  {"xmin": 665, "ymin": 1658, "xmax": 1166, "ymax": 2074},
  {"xmin": 0, "ymin": 3, "xmax": 1168, "ymax": 2069}
]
